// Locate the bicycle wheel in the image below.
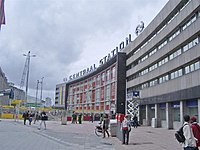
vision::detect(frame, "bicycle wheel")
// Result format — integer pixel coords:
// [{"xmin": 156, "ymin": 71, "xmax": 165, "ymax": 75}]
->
[{"xmin": 95, "ymin": 128, "xmax": 102, "ymax": 137}]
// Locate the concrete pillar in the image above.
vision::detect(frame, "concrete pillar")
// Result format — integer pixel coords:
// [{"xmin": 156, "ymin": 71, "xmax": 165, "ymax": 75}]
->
[
  {"xmin": 138, "ymin": 105, "xmax": 140, "ymax": 125},
  {"xmin": 155, "ymin": 103, "xmax": 161, "ymax": 127},
  {"xmin": 198, "ymin": 99, "xmax": 200, "ymax": 122},
  {"xmin": 166, "ymin": 102, "xmax": 173, "ymax": 129},
  {"xmin": 145, "ymin": 105, "xmax": 151, "ymax": 126},
  {"xmin": 180, "ymin": 100, "xmax": 184, "ymax": 124}
]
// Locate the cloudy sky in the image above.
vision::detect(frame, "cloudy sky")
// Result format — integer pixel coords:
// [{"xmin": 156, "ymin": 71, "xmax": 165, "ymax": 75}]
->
[{"xmin": 0, "ymin": 0, "xmax": 168, "ymax": 102}]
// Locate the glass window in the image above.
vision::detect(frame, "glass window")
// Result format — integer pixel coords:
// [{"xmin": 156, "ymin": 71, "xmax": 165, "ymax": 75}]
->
[
  {"xmin": 191, "ymin": 15, "xmax": 197, "ymax": 23},
  {"xmin": 158, "ymin": 61, "xmax": 162, "ymax": 66},
  {"xmin": 171, "ymin": 72, "xmax": 175, "ymax": 79},
  {"xmin": 182, "ymin": 24, "xmax": 187, "ymax": 31},
  {"xmin": 165, "ymin": 57, "xmax": 168, "ymax": 63},
  {"xmin": 159, "ymin": 78, "xmax": 163, "ymax": 83},
  {"xmin": 185, "ymin": 66, "xmax": 190, "ymax": 74},
  {"xmin": 169, "ymin": 36, "xmax": 173, "ymax": 41},
  {"xmin": 176, "ymin": 29, "xmax": 180, "ymax": 35},
  {"xmin": 174, "ymin": 71, "xmax": 178, "ymax": 78},
  {"xmin": 186, "ymin": 20, "xmax": 191, "ymax": 27},
  {"xmin": 193, "ymin": 38, "xmax": 199, "ymax": 45},
  {"xmin": 178, "ymin": 69, "xmax": 182, "ymax": 76},
  {"xmin": 177, "ymin": 49, "xmax": 182, "ymax": 56},
  {"xmin": 190, "ymin": 64, "xmax": 195, "ymax": 72},
  {"xmin": 166, "ymin": 75, "xmax": 169, "ymax": 81},
  {"xmin": 188, "ymin": 41, "xmax": 193, "ymax": 49},
  {"xmin": 183, "ymin": 45, "xmax": 188, "ymax": 52},
  {"xmin": 169, "ymin": 54, "xmax": 173, "ymax": 60},
  {"xmin": 194, "ymin": 61, "xmax": 200, "ymax": 70}
]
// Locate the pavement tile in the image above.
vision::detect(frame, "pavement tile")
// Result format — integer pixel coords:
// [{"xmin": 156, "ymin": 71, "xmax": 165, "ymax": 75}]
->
[{"xmin": 0, "ymin": 119, "xmax": 183, "ymax": 150}]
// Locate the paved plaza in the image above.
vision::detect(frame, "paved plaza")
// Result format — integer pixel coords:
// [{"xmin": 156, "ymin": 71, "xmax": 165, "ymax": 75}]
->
[{"xmin": 0, "ymin": 119, "xmax": 183, "ymax": 150}]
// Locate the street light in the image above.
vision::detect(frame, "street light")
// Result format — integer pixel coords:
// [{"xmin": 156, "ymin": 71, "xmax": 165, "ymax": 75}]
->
[
  {"xmin": 40, "ymin": 77, "xmax": 44, "ymax": 103},
  {"xmin": 23, "ymin": 51, "xmax": 36, "ymax": 101},
  {"xmin": 35, "ymin": 77, "xmax": 44, "ymax": 108},
  {"xmin": 35, "ymin": 80, "xmax": 39, "ymax": 108}
]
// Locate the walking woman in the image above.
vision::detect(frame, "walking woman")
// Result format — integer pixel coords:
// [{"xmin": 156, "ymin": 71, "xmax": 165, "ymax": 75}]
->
[{"xmin": 102, "ymin": 114, "xmax": 110, "ymax": 138}]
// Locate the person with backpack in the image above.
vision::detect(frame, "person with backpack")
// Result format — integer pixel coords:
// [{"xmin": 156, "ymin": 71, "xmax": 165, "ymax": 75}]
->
[
  {"xmin": 121, "ymin": 115, "xmax": 131, "ymax": 145},
  {"xmin": 182, "ymin": 115, "xmax": 197, "ymax": 150},
  {"xmin": 191, "ymin": 116, "xmax": 200, "ymax": 150}
]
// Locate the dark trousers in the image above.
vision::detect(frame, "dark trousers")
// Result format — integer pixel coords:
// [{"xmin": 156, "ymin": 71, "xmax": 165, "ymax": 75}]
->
[
  {"xmin": 103, "ymin": 129, "xmax": 109, "ymax": 138},
  {"xmin": 184, "ymin": 147, "xmax": 195, "ymax": 150},
  {"xmin": 24, "ymin": 118, "xmax": 27, "ymax": 125},
  {"xmin": 122, "ymin": 130, "xmax": 129, "ymax": 144}
]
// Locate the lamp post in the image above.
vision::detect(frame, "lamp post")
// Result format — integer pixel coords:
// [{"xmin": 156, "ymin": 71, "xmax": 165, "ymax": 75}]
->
[
  {"xmin": 40, "ymin": 77, "xmax": 44, "ymax": 103},
  {"xmin": 23, "ymin": 51, "xmax": 36, "ymax": 101},
  {"xmin": 35, "ymin": 80, "xmax": 39, "ymax": 108}
]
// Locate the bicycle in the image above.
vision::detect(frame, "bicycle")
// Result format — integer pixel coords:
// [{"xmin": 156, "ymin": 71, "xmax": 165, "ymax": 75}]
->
[{"xmin": 95, "ymin": 125, "xmax": 103, "ymax": 137}]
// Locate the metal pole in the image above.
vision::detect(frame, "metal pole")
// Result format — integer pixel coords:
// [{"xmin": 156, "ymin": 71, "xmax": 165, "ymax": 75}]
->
[
  {"xmin": 35, "ymin": 80, "xmax": 39, "ymax": 108},
  {"xmin": 40, "ymin": 77, "xmax": 44, "ymax": 103},
  {"xmin": 25, "ymin": 51, "xmax": 30, "ymax": 101},
  {"xmin": 24, "ymin": 51, "xmax": 36, "ymax": 102}
]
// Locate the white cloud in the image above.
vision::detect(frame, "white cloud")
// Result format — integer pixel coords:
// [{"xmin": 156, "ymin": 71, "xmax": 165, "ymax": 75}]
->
[{"xmin": 0, "ymin": 0, "xmax": 168, "ymax": 101}]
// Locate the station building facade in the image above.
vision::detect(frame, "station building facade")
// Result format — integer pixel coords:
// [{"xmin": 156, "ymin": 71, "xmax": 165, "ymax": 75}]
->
[
  {"xmin": 125, "ymin": 0, "xmax": 200, "ymax": 129},
  {"xmin": 55, "ymin": 0, "xmax": 200, "ymax": 129},
  {"xmin": 55, "ymin": 53, "xmax": 126, "ymax": 117}
]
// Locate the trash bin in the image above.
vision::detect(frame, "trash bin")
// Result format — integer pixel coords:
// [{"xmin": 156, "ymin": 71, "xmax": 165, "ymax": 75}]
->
[
  {"xmin": 151, "ymin": 118, "xmax": 157, "ymax": 128},
  {"xmin": 61, "ymin": 111, "xmax": 67, "ymax": 125},
  {"xmin": 110, "ymin": 119, "xmax": 117, "ymax": 137}
]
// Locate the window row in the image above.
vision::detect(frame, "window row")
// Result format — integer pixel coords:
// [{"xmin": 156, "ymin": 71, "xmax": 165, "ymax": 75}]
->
[
  {"xmin": 127, "ymin": 0, "xmax": 191, "ymax": 59},
  {"xmin": 138, "ymin": 59, "xmax": 200, "ymax": 90},
  {"xmin": 127, "ymin": 35, "xmax": 200, "ymax": 82},
  {"xmin": 69, "ymin": 66, "xmax": 116, "ymax": 93},
  {"xmin": 128, "ymin": 7, "xmax": 199, "ymax": 70}
]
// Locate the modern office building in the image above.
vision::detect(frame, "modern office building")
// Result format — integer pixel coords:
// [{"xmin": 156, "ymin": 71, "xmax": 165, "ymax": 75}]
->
[
  {"xmin": 55, "ymin": 83, "xmax": 66, "ymax": 108},
  {"xmin": 55, "ymin": 53, "xmax": 126, "ymax": 116},
  {"xmin": 125, "ymin": 0, "xmax": 200, "ymax": 129}
]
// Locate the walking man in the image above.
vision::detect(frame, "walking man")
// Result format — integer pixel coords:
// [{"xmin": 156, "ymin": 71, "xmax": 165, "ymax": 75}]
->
[
  {"xmin": 182, "ymin": 115, "xmax": 197, "ymax": 150},
  {"xmin": 38, "ymin": 111, "xmax": 48, "ymax": 130}
]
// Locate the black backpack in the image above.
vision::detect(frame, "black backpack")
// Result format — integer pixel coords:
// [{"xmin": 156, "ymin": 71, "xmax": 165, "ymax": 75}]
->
[{"xmin": 175, "ymin": 124, "xmax": 186, "ymax": 143}]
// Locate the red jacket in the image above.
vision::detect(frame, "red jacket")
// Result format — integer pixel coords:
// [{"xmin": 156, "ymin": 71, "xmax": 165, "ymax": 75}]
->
[{"xmin": 191, "ymin": 122, "xmax": 200, "ymax": 147}]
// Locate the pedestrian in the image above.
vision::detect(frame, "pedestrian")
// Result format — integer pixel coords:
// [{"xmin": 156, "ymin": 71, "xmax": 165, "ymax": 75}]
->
[
  {"xmin": 29, "ymin": 111, "xmax": 34, "ymax": 125},
  {"xmin": 133, "ymin": 114, "xmax": 138, "ymax": 128},
  {"xmin": 99, "ymin": 113, "xmax": 103, "ymax": 124},
  {"xmin": 121, "ymin": 115, "xmax": 131, "ymax": 145},
  {"xmin": 90, "ymin": 113, "xmax": 94, "ymax": 123},
  {"xmin": 191, "ymin": 116, "xmax": 200, "ymax": 150},
  {"xmin": 72, "ymin": 111, "xmax": 76, "ymax": 124},
  {"xmin": 102, "ymin": 114, "xmax": 109, "ymax": 138},
  {"xmin": 182, "ymin": 115, "xmax": 197, "ymax": 150},
  {"xmin": 38, "ymin": 111, "xmax": 48, "ymax": 130},
  {"xmin": 22, "ymin": 111, "xmax": 29, "ymax": 125},
  {"xmin": 78, "ymin": 113, "xmax": 82, "ymax": 124},
  {"xmin": 34, "ymin": 112, "xmax": 39, "ymax": 124},
  {"xmin": 75, "ymin": 113, "xmax": 77, "ymax": 124}
]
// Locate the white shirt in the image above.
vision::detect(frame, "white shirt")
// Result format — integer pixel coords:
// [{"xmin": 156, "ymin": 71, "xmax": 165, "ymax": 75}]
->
[{"xmin": 182, "ymin": 122, "xmax": 196, "ymax": 148}]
